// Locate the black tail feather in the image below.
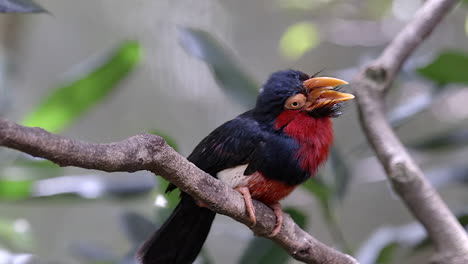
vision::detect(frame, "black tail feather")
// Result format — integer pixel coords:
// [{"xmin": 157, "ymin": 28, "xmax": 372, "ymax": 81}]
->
[{"xmin": 137, "ymin": 193, "xmax": 216, "ymax": 264}]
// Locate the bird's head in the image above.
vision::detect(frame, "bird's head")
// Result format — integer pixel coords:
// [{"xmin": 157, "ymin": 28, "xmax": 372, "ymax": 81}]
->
[{"xmin": 253, "ymin": 69, "xmax": 353, "ymax": 126}]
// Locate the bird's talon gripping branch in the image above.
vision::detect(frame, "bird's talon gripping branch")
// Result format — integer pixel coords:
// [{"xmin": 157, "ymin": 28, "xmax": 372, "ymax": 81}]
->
[
  {"xmin": 268, "ymin": 203, "xmax": 283, "ymax": 237},
  {"xmin": 235, "ymin": 186, "xmax": 257, "ymax": 227}
]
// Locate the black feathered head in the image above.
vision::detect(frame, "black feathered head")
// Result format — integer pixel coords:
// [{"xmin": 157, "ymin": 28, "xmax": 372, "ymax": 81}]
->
[{"xmin": 253, "ymin": 69, "xmax": 353, "ymax": 123}]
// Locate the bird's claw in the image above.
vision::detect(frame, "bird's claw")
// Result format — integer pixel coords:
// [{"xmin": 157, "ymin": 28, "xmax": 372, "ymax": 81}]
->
[
  {"xmin": 268, "ymin": 203, "xmax": 283, "ymax": 237},
  {"xmin": 233, "ymin": 187, "xmax": 283, "ymax": 235},
  {"xmin": 234, "ymin": 186, "xmax": 256, "ymax": 227}
]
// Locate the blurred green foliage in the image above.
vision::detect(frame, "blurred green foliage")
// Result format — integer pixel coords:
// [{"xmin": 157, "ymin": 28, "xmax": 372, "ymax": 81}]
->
[
  {"xmin": 375, "ymin": 242, "xmax": 399, "ymax": 264},
  {"xmin": 302, "ymin": 178, "xmax": 331, "ymax": 205},
  {"xmin": 0, "ymin": 219, "xmax": 33, "ymax": 251},
  {"xmin": 22, "ymin": 41, "xmax": 142, "ymax": 133},
  {"xmin": 2, "ymin": 1, "xmax": 468, "ymax": 262},
  {"xmin": 0, "ymin": 179, "xmax": 32, "ymax": 200},
  {"xmin": 279, "ymin": 22, "xmax": 320, "ymax": 60},
  {"xmin": 0, "ymin": 41, "xmax": 143, "ymax": 204},
  {"xmin": 417, "ymin": 51, "xmax": 468, "ymax": 85}
]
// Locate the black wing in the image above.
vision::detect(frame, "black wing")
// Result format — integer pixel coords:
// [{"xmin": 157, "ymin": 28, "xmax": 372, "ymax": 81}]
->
[{"xmin": 166, "ymin": 111, "xmax": 264, "ymax": 193}]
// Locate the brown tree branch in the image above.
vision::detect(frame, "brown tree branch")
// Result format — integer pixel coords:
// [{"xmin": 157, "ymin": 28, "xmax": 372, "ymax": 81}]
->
[
  {"xmin": 0, "ymin": 118, "xmax": 357, "ymax": 264},
  {"xmin": 352, "ymin": 0, "xmax": 468, "ymax": 263},
  {"xmin": 0, "ymin": 1, "xmax": 465, "ymax": 263}
]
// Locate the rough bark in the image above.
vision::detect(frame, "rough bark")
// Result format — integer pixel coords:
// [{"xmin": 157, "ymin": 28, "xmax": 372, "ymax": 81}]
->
[
  {"xmin": 0, "ymin": 118, "xmax": 357, "ymax": 264},
  {"xmin": 0, "ymin": 0, "xmax": 465, "ymax": 263},
  {"xmin": 352, "ymin": 0, "xmax": 468, "ymax": 263}
]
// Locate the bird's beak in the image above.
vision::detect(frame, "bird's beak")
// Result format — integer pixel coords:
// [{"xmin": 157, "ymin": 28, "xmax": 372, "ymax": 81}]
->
[{"xmin": 303, "ymin": 77, "xmax": 354, "ymax": 111}]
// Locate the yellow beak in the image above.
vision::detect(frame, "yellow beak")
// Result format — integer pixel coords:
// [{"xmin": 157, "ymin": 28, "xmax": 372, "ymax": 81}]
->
[{"xmin": 303, "ymin": 77, "xmax": 354, "ymax": 110}]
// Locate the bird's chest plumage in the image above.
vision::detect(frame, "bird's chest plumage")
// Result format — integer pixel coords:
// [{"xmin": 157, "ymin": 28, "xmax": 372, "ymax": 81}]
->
[
  {"xmin": 216, "ymin": 112, "xmax": 333, "ymax": 204},
  {"xmin": 216, "ymin": 164, "xmax": 296, "ymax": 205},
  {"xmin": 277, "ymin": 111, "xmax": 334, "ymax": 176}
]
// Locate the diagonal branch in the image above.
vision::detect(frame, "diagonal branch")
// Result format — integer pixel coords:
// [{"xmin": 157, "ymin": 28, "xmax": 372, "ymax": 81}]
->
[
  {"xmin": 375, "ymin": 0, "xmax": 456, "ymax": 90},
  {"xmin": 0, "ymin": 1, "xmax": 464, "ymax": 263},
  {"xmin": 352, "ymin": 0, "xmax": 468, "ymax": 263},
  {"xmin": 0, "ymin": 118, "xmax": 357, "ymax": 264}
]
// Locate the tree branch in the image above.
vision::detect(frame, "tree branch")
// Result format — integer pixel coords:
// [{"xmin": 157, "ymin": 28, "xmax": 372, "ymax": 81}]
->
[
  {"xmin": 352, "ymin": 0, "xmax": 468, "ymax": 263},
  {"xmin": 0, "ymin": 118, "xmax": 357, "ymax": 264},
  {"xmin": 1, "ymin": 1, "xmax": 465, "ymax": 263}
]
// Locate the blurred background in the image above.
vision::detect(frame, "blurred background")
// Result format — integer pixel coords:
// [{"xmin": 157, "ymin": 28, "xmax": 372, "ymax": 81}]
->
[{"xmin": 1, "ymin": 0, "xmax": 468, "ymax": 263}]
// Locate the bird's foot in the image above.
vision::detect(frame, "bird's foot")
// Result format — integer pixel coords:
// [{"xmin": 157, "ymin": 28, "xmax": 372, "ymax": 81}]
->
[
  {"xmin": 267, "ymin": 203, "xmax": 283, "ymax": 237},
  {"xmin": 234, "ymin": 186, "xmax": 256, "ymax": 227}
]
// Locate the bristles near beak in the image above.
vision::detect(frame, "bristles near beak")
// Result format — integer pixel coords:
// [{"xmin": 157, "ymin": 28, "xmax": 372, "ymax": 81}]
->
[{"xmin": 303, "ymin": 77, "xmax": 354, "ymax": 111}]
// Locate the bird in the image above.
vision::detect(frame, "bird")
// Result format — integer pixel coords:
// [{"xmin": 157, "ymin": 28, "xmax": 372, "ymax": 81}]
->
[{"xmin": 137, "ymin": 69, "xmax": 354, "ymax": 264}]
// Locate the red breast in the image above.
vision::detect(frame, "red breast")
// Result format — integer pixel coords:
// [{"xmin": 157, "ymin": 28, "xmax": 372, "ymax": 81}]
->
[
  {"xmin": 244, "ymin": 111, "xmax": 334, "ymax": 205},
  {"xmin": 246, "ymin": 172, "xmax": 296, "ymax": 205}
]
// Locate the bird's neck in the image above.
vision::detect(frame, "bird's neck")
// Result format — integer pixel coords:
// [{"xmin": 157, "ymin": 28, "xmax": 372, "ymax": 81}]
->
[{"xmin": 275, "ymin": 111, "xmax": 333, "ymax": 175}]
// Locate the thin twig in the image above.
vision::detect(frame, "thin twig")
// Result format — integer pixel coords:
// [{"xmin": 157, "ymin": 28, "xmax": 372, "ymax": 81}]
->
[{"xmin": 352, "ymin": 0, "xmax": 468, "ymax": 263}]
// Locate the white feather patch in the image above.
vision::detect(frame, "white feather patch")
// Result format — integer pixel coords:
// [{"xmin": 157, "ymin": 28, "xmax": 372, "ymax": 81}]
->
[{"xmin": 216, "ymin": 164, "xmax": 250, "ymax": 188}]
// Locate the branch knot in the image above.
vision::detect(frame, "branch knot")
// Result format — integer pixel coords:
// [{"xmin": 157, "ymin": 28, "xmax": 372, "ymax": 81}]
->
[{"xmin": 364, "ymin": 66, "xmax": 387, "ymax": 84}]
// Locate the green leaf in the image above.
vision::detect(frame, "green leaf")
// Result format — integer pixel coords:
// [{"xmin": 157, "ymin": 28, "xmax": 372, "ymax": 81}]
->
[
  {"xmin": 156, "ymin": 178, "xmax": 180, "ymax": 209},
  {"xmin": 375, "ymin": 242, "xmax": 399, "ymax": 264},
  {"xmin": 302, "ymin": 177, "xmax": 331, "ymax": 204},
  {"xmin": 0, "ymin": 179, "xmax": 33, "ymax": 200},
  {"xmin": 178, "ymin": 27, "xmax": 259, "ymax": 107},
  {"xmin": 417, "ymin": 51, "xmax": 468, "ymax": 85},
  {"xmin": 22, "ymin": 41, "xmax": 142, "ymax": 133},
  {"xmin": 238, "ymin": 207, "xmax": 307, "ymax": 264},
  {"xmin": 0, "ymin": 0, "xmax": 46, "ymax": 13},
  {"xmin": 284, "ymin": 207, "xmax": 307, "ymax": 228},
  {"xmin": 279, "ymin": 22, "xmax": 320, "ymax": 60},
  {"xmin": 13, "ymin": 159, "xmax": 58, "ymax": 169},
  {"xmin": 459, "ymin": 214, "xmax": 468, "ymax": 226}
]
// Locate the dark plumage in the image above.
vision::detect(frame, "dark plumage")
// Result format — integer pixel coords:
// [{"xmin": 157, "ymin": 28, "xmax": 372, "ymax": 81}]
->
[{"xmin": 138, "ymin": 69, "xmax": 352, "ymax": 264}]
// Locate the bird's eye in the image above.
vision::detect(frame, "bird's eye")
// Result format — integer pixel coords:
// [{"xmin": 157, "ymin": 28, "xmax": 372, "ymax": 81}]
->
[{"xmin": 285, "ymin": 94, "xmax": 307, "ymax": 110}]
